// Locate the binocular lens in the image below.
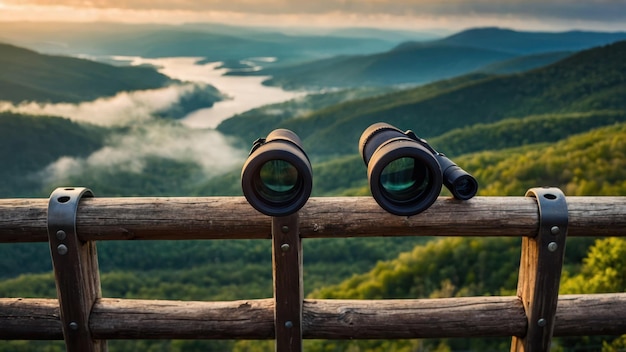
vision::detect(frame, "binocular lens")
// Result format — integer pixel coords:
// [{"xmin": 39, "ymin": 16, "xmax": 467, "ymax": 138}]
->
[
  {"xmin": 380, "ymin": 157, "xmax": 430, "ymax": 202},
  {"xmin": 364, "ymin": 135, "xmax": 443, "ymax": 216},
  {"xmin": 360, "ymin": 122, "xmax": 477, "ymax": 216},
  {"xmin": 452, "ymin": 175, "xmax": 476, "ymax": 200},
  {"xmin": 255, "ymin": 159, "xmax": 301, "ymax": 203},
  {"xmin": 436, "ymin": 155, "xmax": 479, "ymax": 201},
  {"xmin": 241, "ymin": 129, "xmax": 312, "ymax": 217}
]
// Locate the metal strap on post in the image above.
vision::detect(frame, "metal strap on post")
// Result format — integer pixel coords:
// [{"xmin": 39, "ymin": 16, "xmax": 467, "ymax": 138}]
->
[
  {"xmin": 272, "ymin": 213, "xmax": 303, "ymax": 352},
  {"xmin": 511, "ymin": 187, "xmax": 568, "ymax": 352},
  {"xmin": 47, "ymin": 187, "xmax": 107, "ymax": 352}
]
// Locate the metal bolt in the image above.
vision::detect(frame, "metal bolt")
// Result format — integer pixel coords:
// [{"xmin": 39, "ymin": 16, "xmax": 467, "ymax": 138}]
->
[
  {"xmin": 69, "ymin": 322, "xmax": 78, "ymax": 331},
  {"xmin": 548, "ymin": 242, "xmax": 558, "ymax": 252},
  {"xmin": 550, "ymin": 226, "xmax": 560, "ymax": 235},
  {"xmin": 281, "ymin": 244, "xmax": 290, "ymax": 252},
  {"xmin": 285, "ymin": 321, "xmax": 293, "ymax": 328},
  {"xmin": 537, "ymin": 318, "xmax": 546, "ymax": 327},
  {"xmin": 281, "ymin": 225, "xmax": 289, "ymax": 233},
  {"xmin": 56, "ymin": 230, "xmax": 67, "ymax": 240},
  {"xmin": 57, "ymin": 244, "xmax": 68, "ymax": 255}
]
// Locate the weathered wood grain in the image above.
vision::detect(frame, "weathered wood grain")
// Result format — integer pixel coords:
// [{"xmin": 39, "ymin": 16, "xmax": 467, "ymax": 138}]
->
[
  {"xmin": 90, "ymin": 298, "xmax": 275, "ymax": 339},
  {"xmin": 1, "ymin": 196, "xmax": 625, "ymax": 243},
  {"xmin": 302, "ymin": 296, "xmax": 528, "ymax": 339},
  {"xmin": 2, "ymin": 294, "xmax": 625, "ymax": 340}
]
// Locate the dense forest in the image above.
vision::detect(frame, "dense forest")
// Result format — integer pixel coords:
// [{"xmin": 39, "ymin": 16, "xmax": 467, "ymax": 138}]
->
[
  {"xmin": 0, "ymin": 33, "xmax": 625, "ymax": 351},
  {"xmin": 0, "ymin": 43, "xmax": 172, "ymax": 103}
]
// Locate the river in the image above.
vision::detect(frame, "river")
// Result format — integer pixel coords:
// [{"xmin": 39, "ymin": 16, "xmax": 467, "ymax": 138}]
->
[{"xmin": 117, "ymin": 56, "xmax": 305, "ymax": 129}]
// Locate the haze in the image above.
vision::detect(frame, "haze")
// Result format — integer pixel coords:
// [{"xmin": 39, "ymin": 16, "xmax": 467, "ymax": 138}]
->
[{"xmin": 1, "ymin": 0, "xmax": 625, "ymax": 32}]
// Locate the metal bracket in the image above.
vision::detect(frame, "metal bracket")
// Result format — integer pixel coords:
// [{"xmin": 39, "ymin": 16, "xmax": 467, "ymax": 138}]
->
[
  {"xmin": 272, "ymin": 213, "xmax": 303, "ymax": 352},
  {"xmin": 47, "ymin": 187, "xmax": 105, "ymax": 352},
  {"xmin": 512, "ymin": 187, "xmax": 568, "ymax": 352}
]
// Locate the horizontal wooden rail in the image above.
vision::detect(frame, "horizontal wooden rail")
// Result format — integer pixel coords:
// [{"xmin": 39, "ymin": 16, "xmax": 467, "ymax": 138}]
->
[
  {"xmin": 1, "ymin": 294, "xmax": 625, "ymax": 340},
  {"xmin": 1, "ymin": 196, "xmax": 625, "ymax": 243}
]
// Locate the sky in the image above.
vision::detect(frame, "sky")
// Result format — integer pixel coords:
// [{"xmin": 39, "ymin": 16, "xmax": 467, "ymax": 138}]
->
[{"xmin": 0, "ymin": 0, "xmax": 625, "ymax": 32}]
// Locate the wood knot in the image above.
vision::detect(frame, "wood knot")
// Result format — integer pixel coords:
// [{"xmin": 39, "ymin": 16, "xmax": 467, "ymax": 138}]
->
[{"xmin": 337, "ymin": 308, "xmax": 356, "ymax": 325}]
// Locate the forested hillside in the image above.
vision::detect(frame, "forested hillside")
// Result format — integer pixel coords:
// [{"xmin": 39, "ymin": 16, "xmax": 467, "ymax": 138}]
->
[
  {"xmin": 219, "ymin": 40, "xmax": 626, "ymax": 158},
  {"xmin": 260, "ymin": 45, "xmax": 514, "ymax": 88},
  {"xmin": 0, "ymin": 112, "xmax": 109, "ymax": 197},
  {"xmin": 0, "ymin": 43, "xmax": 172, "ymax": 103},
  {"xmin": 250, "ymin": 27, "xmax": 626, "ymax": 89},
  {"xmin": 428, "ymin": 27, "xmax": 626, "ymax": 54}
]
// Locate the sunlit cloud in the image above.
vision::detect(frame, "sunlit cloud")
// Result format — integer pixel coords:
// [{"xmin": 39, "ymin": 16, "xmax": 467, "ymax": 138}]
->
[
  {"xmin": 39, "ymin": 121, "xmax": 247, "ymax": 185},
  {"xmin": 0, "ymin": 83, "xmax": 207, "ymax": 126},
  {"xmin": 0, "ymin": 0, "xmax": 624, "ymax": 31}
]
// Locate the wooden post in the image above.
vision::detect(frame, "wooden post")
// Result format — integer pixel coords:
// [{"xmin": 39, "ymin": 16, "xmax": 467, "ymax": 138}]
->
[
  {"xmin": 272, "ymin": 213, "xmax": 303, "ymax": 352},
  {"xmin": 511, "ymin": 188, "xmax": 568, "ymax": 352},
  {"xmin": 47, "ymin": 187, "xmax": 107, "ymax": 352}
]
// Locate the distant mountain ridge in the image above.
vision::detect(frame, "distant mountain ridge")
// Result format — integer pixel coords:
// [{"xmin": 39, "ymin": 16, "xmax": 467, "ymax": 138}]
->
[
  {"xmin": 260, "ymin": 45, "xmax": 515, "ymax": 89},
  {"xmin": 434, "ymin": 27, "xmax": 626, "ymax": 54},
  {"xmin": 0, "ymin": 43, "xmax": 171, "ymax": 103},
  {"xmin": 0, "ymin": 21, "xmax": 400, "ymax": 64},
  {"xmin": 219, "ymin": 40, "xmax": 626, "ymax": 157},
  {"xmin": 253, "ymin": 27, "xmax": 626, "ymax": 89}
]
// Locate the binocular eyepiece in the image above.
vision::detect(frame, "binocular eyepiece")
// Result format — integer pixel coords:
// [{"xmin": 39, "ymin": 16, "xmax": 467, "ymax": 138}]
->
[
  {"xmin": 241, "ymin": 129, "xmax": 313, "ymax": 217},
  {"xmin": 359, "ymin": 122, "xmax": 478, "ymax": 216}
]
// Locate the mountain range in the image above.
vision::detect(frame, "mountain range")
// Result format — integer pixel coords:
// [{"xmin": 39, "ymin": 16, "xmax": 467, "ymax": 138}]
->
[
  {"xmin": 219, "ymin": 39, "xmax": 626, "ymax": 158},
  {"xmin": 253, "ymin": 27, "xmax": 626, "ymax": 89},
  {"xmin": 0, "ymin": 21, "xmax": 400, "ymax": 64}
]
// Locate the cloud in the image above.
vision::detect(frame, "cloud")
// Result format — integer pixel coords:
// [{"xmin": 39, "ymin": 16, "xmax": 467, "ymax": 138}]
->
[
  {"xmin": 4, "ymin": 0, "xmax": 626, "ymax": 23},
  {"xmin": 1, "ymin": 0, "xmax": 624, "ymax": 31},
  {"xmin": 40, "ymin": 120, "xmax": 247, "ymax": 185},
  {"xmin": 0, "ymin": 83, "xmax": 207, "ymax": 126},
  {"xmin": 0, "ymin": 78, "xmax": 247, "ymax": 187}
]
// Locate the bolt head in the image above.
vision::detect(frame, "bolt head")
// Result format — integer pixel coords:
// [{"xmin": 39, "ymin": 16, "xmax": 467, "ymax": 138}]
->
[
  {"xmin": 281, "ymin": 225, "xmax": 289, "ymax": 233},
  {"xmin": 550, "ymin": 226, "xmax": 560, "ymax": 235},
  {"xmin": 57, "ymin": 244, "xmax": 68, "ymax": 255},
  {"xmin": 548, "ymin": 242, "xmax": 558, "ymax": 252},
  {"xmin": 537, "ymin": 318, "xmax": 546, "ymax": 327},
  {"xmin": 281, "ymin": 244, "xmax": 290, "ymax": 252},
  {"xmin": 285, "ymin": 321, "xmax": 293, "ymax": 328},
  {"xmin": 56, "ymin": 230, "xmax": 67, "ymax": 240}
]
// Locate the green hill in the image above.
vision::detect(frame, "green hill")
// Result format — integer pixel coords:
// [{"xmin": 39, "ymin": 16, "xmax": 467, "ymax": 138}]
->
[
  {"xmin": 220, "ymin": 40, "xmax": 626, "ymax": 158},
  {"xmin": 464, "ymin": 122, "xmax": 626, "ymax": 196},
  {"xmin": 434, "ymin": 27, "xmax": 626, "ymax": 54},
  {"xmin": 0, "ymin": 43, "xmax": 171, "ymax": 103},
  {"xmin": 249, "ymin": 27, "xmax": 626, "ymax": 90},
  {"xmin": 476, "ymin": 51, "xmax": 573, "ymax": 74},
  {"xmin": 260, "ymin": 45, "xmax": 514, "ymax": 89},
  {"xmin": 0, "ymin": 112, "xmax": 109, "ymax": 197},
  {"xmin": 428, "ymin": 110, "xmax": 626, "ymax": 157}
]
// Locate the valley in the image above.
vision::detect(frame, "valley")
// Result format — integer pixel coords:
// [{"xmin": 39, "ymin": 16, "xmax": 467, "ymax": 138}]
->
[{"xmin": 1, "ymin": 23, "xmax": 625, "ymax": 351}]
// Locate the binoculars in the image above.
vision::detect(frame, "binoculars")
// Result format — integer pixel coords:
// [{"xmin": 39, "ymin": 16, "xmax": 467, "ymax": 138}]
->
[
  {"xmin": 359, "ymin": 122, "xmax": 478, "ymax": 216},
  {"xmin": 241, "ymin": 129, "xmax": 313, "ymax": 217},
  {"xmin": 241, "ymin": 123, "xmax": 477, "ymax": 217}
]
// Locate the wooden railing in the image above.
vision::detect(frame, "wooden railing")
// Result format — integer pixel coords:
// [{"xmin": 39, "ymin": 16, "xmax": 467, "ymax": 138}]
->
[{"xmin": 1, "ymin": 187, "xmax": 625, "ymax": 352}]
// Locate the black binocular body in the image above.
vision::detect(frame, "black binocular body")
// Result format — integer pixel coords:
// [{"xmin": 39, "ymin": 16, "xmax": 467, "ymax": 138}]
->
[
  {"xmin": 241, "ymin": 129, "xmax": 313, "ymax": 217},
  {"xmin": 359, "ymin": 122, "xmax": 478, "ymax": 216},
  {"xmin": 241, "ymin": 123, "xmax": 477, "ymax": 217}
]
